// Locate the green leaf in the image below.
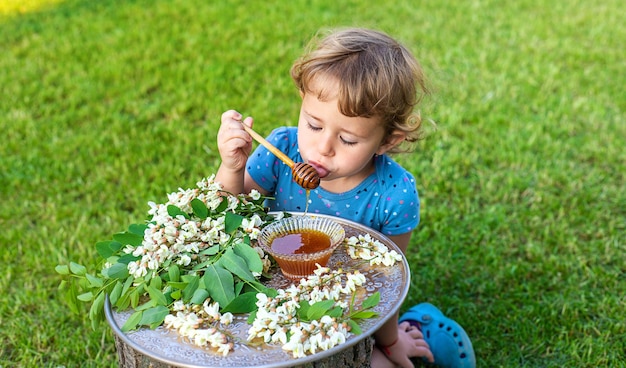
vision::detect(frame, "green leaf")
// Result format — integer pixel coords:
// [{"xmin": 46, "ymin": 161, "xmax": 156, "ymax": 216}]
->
[
  {"xmin": 96, "ymin": 240, "xmax": 123, "ymax": 259},
  {"xmin": 350, "ymin": 310, "xmax": 379, "ymax": 319},
  {"xmin": 348, "ymin": 319, "xmax": 362, "ymax": 335},
  {"xmin": 182, "ymin": 275, "xmax": 200, "ymax": 303},
  {"xmin": 167, "ymin": 281, "xmax": 189, "ymax": 290},
  {"xmin": 220, "ymin": 248, "xmax": 255, "ymax": 282},
  {"xmin": 89, "ymin": 292, "xmax": 106, "ymax": 330},
  {"xmin": 115, "ymin": 277, "xmax": 135, "ymax": 310},
  {"xmin": 199, "ymin": 244, "xmax": 220, "ymax": 256},
  {"xmin": 192, "ymin": 257, "xmax": 218, "ymax": 271},
  {"xmin": 147, "ymin": 285, "xmax": 168, "ymax": 306},
  {"xmin": 136, "ymin": 299, "xmax": 157, "ymax": 311},
  {"xmin": 297, "ymin": 301, "xmax": 310, "ymax": 320},
  {"xmin": 109, "ymin": 281, "xmax": 123, "ymax": 306},
  {"xmin": 129, "ymin": 284, "xmax": 145, "ymax": 308},
  {"xmin": 55, "ymin": 265, "xmax": 70, "ymax": 275},
  {"xmin": 128, "ymin": 223, "xmax": 148, "ymax": 236},
  {"xmin": 167, "ymin": 205, "xmax": 190, "ymax": 219},
  {"xmin": 233, "ymin": 242, "xmax": 263, "ymax": 274},
  {"xmin": 89, "ymin": 292, "xmax": 105, "ymax": 323},
  {"xmin": 247, "ymin": 309, "xmax": 257, "ymax": 324},
  {"xmin": 121, "ymin": 310, "xmax": 143, "ymax": 332},
  {"xmin": 63, "ymin": 283, "xmax": 80, "ymax": 314},
  {"xmin": 170, "ymin": 289, "xmax": 182, "ymax": 299},
  {"xmin": 203, "ymin": 264, "xmax": 235, "ymax": 307},
  {"xmin": 328, "ymin": 306, "xmax": 344, "ymax": 318},
  {"xmin": 121, "ymin": 276, "xmax": 134, "ymax": 296},
  {"xmin": 190, "ymin": 288, "xmax": 210, "ymax": 305},
  {"xmin": 149, "ymin": 275, "xmax": 162, "ymax": 290},
  {"xmin": 168, "ymin": 264, "xmax": 180, "ymax": 282},
  {"xmin": 105, "ymin": 263, "xmax": 129, "ymax": 279},
  {"xmin": 362, "ymin": 292, "xmax": 380, "ymax": 310},
  {"xmin": 69, "ymin": 262, "xmax": 87, "ymax": 276},
  {"xmin": 86, "ymin": 274, "xmax": 104, "ymax": 288},
  {"xmin": 191, "ymin": 198, "xmax": 209, "ymax": 219},
  {"xmin": 225, "ymin": 212, "xmax": 244, "ymax": 233},
  {"xmin": 221, "ymin": 292, "xmax": 258, "ymax": 314},
  {"xmin": 181, "ymin": 274, "xmax": 197, "ymax": 283},
  {"xmin": 214, "ymin": 197, "xmax": 229, "ymax": 213},
  {"xmin": 130, "ymin": 292, "xmax": 139, "ymax": 308},
  {"xmin": 235, "ymin": 281, "xmax": 245, "ymax": 295},
  {"xmin": 140, "ymin": 305, "xmax": 170, "ymax": 329},
  {"xmin": 307, "ymin": 300, "xmax": 336, "ymax": 321},
  {"xmin": 77, "ymin": 292, "xmax": 94, "ymax": 302},
  {"xmin": 263, "ymin": 288, "xmax": 278, "ymax": 298},
  {"xmin": 117, "ymin": 253, "xmax": 140, "ymax": 264},
  {"xmin": 113, "ymin": 231, "xmax": 143, "ymax": 247}
]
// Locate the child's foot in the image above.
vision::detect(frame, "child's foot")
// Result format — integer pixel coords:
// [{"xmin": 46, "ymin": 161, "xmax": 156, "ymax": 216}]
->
[
  {"xmin": 371, "ymin": 323, "xmax": 433, "ymax": 368},
  {"xmin": 399, "ymin": 303, "xmax": 476, "ymax": 368}
]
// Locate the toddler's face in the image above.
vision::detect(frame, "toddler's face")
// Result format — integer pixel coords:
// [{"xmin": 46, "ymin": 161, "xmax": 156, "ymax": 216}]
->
[{"xmin": 296, "ymin": 80, "xmax": 391, "ymax": 191}]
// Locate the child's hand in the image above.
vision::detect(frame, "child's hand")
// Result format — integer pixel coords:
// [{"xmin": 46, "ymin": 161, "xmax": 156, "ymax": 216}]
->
[
  {"xmin": 217, "ymin": 110, "xmax": 254, "ymax": 173},
  {"xmin": 384, "ymin": 322, "xmax": 434, "ymax": 368}
]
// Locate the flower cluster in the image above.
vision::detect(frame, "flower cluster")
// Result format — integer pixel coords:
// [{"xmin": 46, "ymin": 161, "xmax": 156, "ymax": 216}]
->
[
  {"xmin": 164, "ymin": 300, "xmax": 235, "ymax": 356},
  {"xmin": 345, "ymin": 233, "xmax": 403, "ymax": 266},
  {"xmin": 247, "ymin": 265, "xmax": 368, "ymax": 358},
  {"xmin": 117, "ymin": 176, "xmax": 270, "ymax": 279}
]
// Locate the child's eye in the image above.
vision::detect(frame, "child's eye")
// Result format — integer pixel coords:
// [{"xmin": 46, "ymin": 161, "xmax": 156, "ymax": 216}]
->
[
  {"xmin": 307, "ymin": 123, "xmax": 322, "ymax": 131},
  {"xmin": 340, "ymin": 137, "xmax": 357, "ymax": 146}
]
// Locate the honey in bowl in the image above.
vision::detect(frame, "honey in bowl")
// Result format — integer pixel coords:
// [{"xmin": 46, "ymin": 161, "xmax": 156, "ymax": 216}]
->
[
  {"xmin": 258, "ymin": 216, "xmax": 345, "ymax": 281},
  {"xmin": 270, "ymin": 230, "xmax": 330, "ymax": 254}
]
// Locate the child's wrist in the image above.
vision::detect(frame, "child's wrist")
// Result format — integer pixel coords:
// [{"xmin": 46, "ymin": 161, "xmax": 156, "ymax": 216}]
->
[{"xmin": 376, "ymin": 337, "xmax": 398, "ymax": 357}]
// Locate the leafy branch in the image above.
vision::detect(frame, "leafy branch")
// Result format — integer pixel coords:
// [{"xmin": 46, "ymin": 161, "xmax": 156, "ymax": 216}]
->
[{"xmin": 56, "ymin": 176, "xmax": 277, "ymax": 332}]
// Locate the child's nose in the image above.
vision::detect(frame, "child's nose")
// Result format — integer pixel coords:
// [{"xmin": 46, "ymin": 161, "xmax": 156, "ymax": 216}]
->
[{"xmin": 318, "ymin": 134, "xmax": 334, "ymax": 156}]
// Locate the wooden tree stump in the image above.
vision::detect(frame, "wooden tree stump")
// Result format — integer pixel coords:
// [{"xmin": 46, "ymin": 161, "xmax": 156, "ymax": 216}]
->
[{"xmin": 113, "ymin": 333, "xmax": 374, "ymax": 368}]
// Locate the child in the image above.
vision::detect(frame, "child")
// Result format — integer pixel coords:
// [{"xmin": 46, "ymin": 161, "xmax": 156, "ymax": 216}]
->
[{"xmin": 216, "ymin": 27, "xmax": 475, "ymax": 368}]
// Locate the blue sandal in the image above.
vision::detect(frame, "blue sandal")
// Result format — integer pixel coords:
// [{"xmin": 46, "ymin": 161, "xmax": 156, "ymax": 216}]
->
[{"xmin": 399, "ymin": 303, "xmax": 476, "ymax": 368}]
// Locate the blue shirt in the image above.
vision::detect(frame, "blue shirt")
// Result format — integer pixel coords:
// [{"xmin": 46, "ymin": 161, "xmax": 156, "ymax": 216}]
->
[{"xmin": 247, "ymin": 127, "xmax": 420, "ymax": 236}]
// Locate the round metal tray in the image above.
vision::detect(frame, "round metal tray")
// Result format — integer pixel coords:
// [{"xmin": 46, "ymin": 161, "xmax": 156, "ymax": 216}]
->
[{"xmin": 105, "ymin": 213, "xmax": 410, "ymax": 367}]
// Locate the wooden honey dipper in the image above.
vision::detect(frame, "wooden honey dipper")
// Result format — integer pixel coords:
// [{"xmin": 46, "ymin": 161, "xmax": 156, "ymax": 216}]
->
[{"xmin": 241, "ymin": 124, "xmax": 321, "ymax": 190}]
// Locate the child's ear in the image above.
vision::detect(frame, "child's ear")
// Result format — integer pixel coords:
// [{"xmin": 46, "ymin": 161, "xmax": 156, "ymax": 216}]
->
[{"xmin": 376, "ymin": 131, "xmax": 406, "ymax": 155}]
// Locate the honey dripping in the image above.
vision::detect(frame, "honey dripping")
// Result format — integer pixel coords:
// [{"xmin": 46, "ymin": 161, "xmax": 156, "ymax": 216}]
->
[
  {"xmin": 304, "ymin": 189, "xmax": 310, "ymax": 215},
  {"xmin": 270, "ymin": 230, "xmax": 330, "ymax": 255}
]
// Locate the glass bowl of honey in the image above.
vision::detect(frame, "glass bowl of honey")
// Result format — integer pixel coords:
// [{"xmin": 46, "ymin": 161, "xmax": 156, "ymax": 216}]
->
[{"xmin": 258, "ymin": 216, "xmax": 345, "ymax": 281}]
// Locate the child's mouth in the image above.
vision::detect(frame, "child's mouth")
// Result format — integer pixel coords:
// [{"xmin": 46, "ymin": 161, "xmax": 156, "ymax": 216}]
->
[{"xmin": 308, "ymin": 162, "xmax": 329, "ymax": 179}]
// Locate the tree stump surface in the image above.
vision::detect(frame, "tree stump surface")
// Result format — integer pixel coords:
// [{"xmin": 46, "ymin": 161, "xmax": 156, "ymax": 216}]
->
[{"xmin": 113, "ymin": 333, "xmax": 374, "ymax": 368}]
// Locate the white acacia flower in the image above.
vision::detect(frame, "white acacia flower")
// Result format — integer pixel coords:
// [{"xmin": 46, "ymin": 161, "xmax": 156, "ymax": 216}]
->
[
  {"xmin": 216, "ymin": 342, "xmax": 233, "ymax": 356},
  {"xmin": 249, "ymin": 189, "xmax": 262, "ymax": 201},
  {"xmin": 226, "ymin": 196, "xmax": 239, "ymax": 211},
  {"xmin": 205, "ymin": 195, "xmax": 223, "ymax": 211},
  {"xmin": 127, "ymin": 260, "xmax": 147, "ymax": 278},
  {"xmin": 203, "ymin": 301, "xmax": 220, "ymax": 320},
  {"xmin": 131, "ymin": 246, "xmax": 146, "ymax": 257},
  {"xmin": 196, "ymin": 175, "xmax": 222, "ymax": 192},
  {"xmin": 177, "ymin": 254, "xmax": 191, "ymax": 266},
  {"xmin": 345, "ymin": 234, "xmax": 402, "ymax": 266},
  {"xmin": 219, "ymin": 312, "xmax": 233, "ymax": 325},
  {"xmin": 146, "ymin": 256, "xmax": 159, "ymax": 271},
  {"xmin": 329, "ymin": 329, "xmax": 346, "ymax": 345}
]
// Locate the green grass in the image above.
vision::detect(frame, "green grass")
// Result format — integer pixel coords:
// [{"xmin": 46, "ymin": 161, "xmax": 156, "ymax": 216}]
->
[{"xmin": 1, "ymin": 0, "xmax": 624, "ymax": 366}]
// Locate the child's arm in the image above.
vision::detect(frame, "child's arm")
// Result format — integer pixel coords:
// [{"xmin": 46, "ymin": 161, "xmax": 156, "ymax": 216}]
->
[{"xmin": 215, "ymin": 110, "xmax": 255, "ymax": 194}]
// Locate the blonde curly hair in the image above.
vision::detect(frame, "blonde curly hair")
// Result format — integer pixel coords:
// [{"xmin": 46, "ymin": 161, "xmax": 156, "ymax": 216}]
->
[{"xmin": 291, "ymin": 28, "xmax": 429, "ymax": 153}]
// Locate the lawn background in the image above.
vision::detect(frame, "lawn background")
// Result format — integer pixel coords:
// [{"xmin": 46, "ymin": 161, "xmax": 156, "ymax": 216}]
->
[{"xmin": 1, "ymin": 0, "xmax": 624, "ymax": 367}]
